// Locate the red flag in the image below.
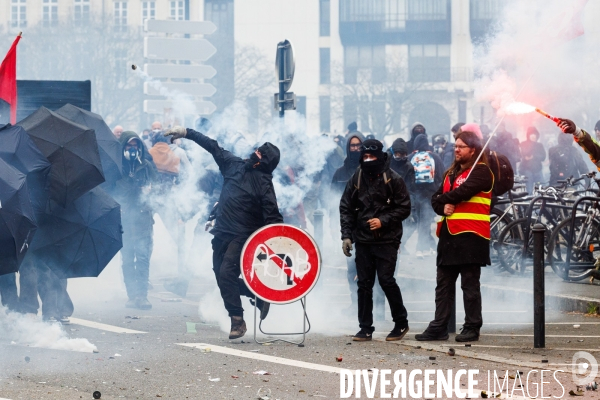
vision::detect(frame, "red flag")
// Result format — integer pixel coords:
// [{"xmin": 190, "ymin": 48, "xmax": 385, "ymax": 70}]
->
[
  {"xmin": 0, "ymin": 34, "xmax": 21, "ymax": 124},
  {"xmin": 551, "ymin": 0, "xmax": 589, "ymax": 43}
]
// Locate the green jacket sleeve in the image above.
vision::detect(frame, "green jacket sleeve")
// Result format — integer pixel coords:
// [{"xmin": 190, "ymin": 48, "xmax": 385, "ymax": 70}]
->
[{"xmin": 574, "ymin": 129, "xmax": 600, "ymax": 172}]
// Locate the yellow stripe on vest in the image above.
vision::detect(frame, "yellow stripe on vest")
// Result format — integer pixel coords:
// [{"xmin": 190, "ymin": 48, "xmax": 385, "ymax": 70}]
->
[
  {"xmin": 467, "ymin": 196, "xmax": 491, "ymax": 205},
  {"xmin": 447, "ymin": 213, "xmax": 491, "ymax": 221}
]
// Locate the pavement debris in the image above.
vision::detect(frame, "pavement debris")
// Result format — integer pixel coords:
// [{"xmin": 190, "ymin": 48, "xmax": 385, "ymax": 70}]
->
[
  {"xmin": 208, "ymin": 377, "xmax": 220, "ymax": 382},
  {"xmin": 253, "ymin": 370, "xmax": 271, "ymax": 375},
  {"xmin": 447, "ymin": 348, "xmax": 455, "ymax": 356}
]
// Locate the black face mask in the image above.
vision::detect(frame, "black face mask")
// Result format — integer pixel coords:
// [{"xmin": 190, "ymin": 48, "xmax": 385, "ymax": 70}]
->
[
  {"xmin": 348, "ymin": 151, "xmax": 361, "ymax": 162},
  {"xmin": 360, "ymin": 157, "xmax": 386, "ymax": 175}
]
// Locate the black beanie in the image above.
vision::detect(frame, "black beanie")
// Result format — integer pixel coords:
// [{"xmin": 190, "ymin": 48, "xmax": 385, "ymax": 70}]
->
[{"xmin": 360, "ymin": 138, "xmax": 384, "ymax": 159}]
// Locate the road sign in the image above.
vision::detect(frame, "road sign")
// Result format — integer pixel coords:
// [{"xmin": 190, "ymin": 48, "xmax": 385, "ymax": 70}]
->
[
  {"xmin": 144, "ymin": 37, "xmax": 217, "ymax": 62},
  {"xmin": 144, "ymin": 82, "xmax": 217, "ymax": 97},
  {"xmin": 143, "ymin": 100, "xmax": 216, "ymax": 115},
  {"xmin": 145, "ymin": 19, "xmax": 217, "ymax": 35},
  {"xmin": 276, "ymin": 40, "xmax": 294, "ymax": 92},
  {"xmin": 273, "ymin": 92, "xmax": 296, "ymax": 111},
  {"xmin": 241, "ymin": 224, "xmax": 321, "ymax": 304},
  {"xmin": 144, "ymin": 64, "xmax": 217, "ymax": 80}
]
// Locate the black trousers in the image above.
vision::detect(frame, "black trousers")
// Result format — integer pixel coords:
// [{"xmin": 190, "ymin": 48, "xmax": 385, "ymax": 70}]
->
[
  {"xmin": 426, "ymin": 264, "xmax": 482, "ymax": 334},
  {"xmin": 18, "ymin": 256, "xmax": 73, "ymax": 318},
  {"xmin": 355, "ymin": 242, "xmax": 408, "ymax": 332},
  {"xmin": 212, "ymin": 235, "xmax": 255, "ymax": 317},
  {"xmin": 0, "ymin": 273, "xmax": 19, "ymax": 311}
]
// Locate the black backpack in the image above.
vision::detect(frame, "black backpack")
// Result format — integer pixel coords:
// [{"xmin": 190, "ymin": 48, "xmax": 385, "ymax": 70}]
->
[{"xmin": 488, "ymin": 151, "xmax": 514, "ymax": 196}]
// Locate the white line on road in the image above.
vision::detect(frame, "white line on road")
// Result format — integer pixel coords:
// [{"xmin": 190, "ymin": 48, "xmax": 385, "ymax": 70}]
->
[
  {"xmin": 178, "ymin": 343, "xmax": 342, "ymax": 374},
  {"xmin": 480, "ymin": 333, "xmax": 600, "ymax": 338},
  {"xmin": 69, "ymin": 318, "xmax": 147, "ymax": 334}
]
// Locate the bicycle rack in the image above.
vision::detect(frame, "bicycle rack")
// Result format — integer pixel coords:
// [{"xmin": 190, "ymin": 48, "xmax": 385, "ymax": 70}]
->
[
  {"xmin": 565, "ymin": 196, "xmax": 600, "ymax": 276},
  {"xmin": 252, "ymin": 296, "xmax": 311, "ymax": 346}
]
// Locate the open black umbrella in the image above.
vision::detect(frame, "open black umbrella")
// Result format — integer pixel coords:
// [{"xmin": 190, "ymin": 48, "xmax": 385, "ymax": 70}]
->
[
  {"xmin": 0, "ymin": 124, "xmax": 51, "ymax": 218},
  {"xmin": 56, "ymin": 104, "xmax": 122, "ymax": 184},
  {"xmin": 29, "ymin": 187, "xmax": 122, "ymax": 279},
  {"xmin": 18, "ymin": 107, "xmax": 105, "ymax": 207},
  {"xmin": 0, "ymin": 157, "xmax": 37, "ymax": 276}
]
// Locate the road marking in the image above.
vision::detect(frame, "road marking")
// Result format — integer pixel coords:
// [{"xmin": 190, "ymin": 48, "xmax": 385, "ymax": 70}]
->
[
  {"xmin": 178, "ymin": 343, "xmax": 342, "ymax": 374},
  {"xmin": 69, "ymin": 318, "xmax": 147, "ymax": 334}
]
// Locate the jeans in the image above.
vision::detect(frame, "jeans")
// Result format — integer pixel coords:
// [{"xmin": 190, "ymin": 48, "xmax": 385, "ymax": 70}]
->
[
  {"xmin": 0, "ymin": 273, "xmax": 19, "ymax": 311},
  {"xmin": 121, "ymin": 228, "xmax": 153, "ymax": 300},
  {"xmin": 425, "ymin": 264, "xmax": 482, "ymax": 334},
  {"xmin": 211, "ymin": 236, "xmax": 255, "ymax": 317},
  {"xmin": 355, "ymin": 242, "xmax": 408, "ymax": 332}
]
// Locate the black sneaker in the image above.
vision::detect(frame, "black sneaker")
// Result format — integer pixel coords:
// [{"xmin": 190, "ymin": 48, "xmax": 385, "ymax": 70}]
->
[
  {"xmin": 414, "ymin": 330, "xmax": 449, "ymax": 341},
  {"xmin": 386, "ymin": 325, "xmax": 409, "ymax": 341},
  {"xmin": 352, "ymin": 329, "xmax": 373, "ymax": 341},
  {"xmin": 135, "ymin": 297, "xmax": 152, "ymax": 310},
  {"xmin": 455, "ymin": 327, "xmax": 479, "ymax": 342}
]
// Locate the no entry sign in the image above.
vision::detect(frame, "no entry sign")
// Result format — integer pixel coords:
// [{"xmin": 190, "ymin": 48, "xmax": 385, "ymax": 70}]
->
[{"xmin": 240, "ymin": 224, "xmax": 321, "ymax": 304}]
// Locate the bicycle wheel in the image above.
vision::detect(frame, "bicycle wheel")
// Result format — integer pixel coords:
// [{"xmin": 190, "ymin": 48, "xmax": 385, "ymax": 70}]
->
[
  {"xmin": 490, "ymin": 208, "xmax": 512, "ymax": 267},
  {"xmin": 496, "ymin": 217, "xmax": 529, "ymax": 274},
  {"xmin": 547, "ymin": 215, "xmax": 598, "ymax": 281}
]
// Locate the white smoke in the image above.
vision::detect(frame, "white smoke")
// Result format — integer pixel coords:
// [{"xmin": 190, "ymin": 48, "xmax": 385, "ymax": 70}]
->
[{"xmin": 0, "ymin": 307, "xmax": 97, "ymax": 353}]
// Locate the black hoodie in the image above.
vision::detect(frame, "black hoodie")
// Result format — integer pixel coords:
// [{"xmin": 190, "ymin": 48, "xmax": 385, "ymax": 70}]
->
[
  {"xmin": 389, "ymin": 138, "xmax": 415, "ymax": 195},
  {"xmin": 185, "ymin": 128, "xmax": 283, "ymax": 238},
  {"xmin": 407, "ymin": 122, "xmax": 432, "ymax": 153},
  {"xmin": 331, "ymin": 131, "xmax": 365, "ymax": 198}
]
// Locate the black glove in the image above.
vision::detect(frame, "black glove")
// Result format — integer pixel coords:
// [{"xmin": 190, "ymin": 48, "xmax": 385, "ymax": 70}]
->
[{"xmin": 556, "ymin": 118, "xmax": 576, "ymax": 134}]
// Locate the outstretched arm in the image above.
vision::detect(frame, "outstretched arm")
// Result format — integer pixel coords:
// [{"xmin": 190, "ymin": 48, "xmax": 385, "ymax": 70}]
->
[
  {"xmin": 165, "ymin": 126, "xmax": 241, "ymax": 173},
  {"xmin": 557, "ymin": 118, "xmax": 600, "ymax": 172}
]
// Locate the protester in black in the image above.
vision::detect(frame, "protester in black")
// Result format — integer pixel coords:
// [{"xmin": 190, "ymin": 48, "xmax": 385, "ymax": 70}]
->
[
  {"xmin": 114, "ymin": 132, "xmax": 156, "ymax": 311},
  {"xmin": 165, "ymin": 125, "xmax": 282, "ymax": 340},
  {"xmin": 549, "ymin": 132, "xmax": 588, "ymax": 185},
  {"xmin": 519, "ymin": 127, "xmax": 546, "ymax": 193},
  {"xmin": 389, "ymin": 138, "xmax": 416, "ymax": 256},
  {"xmin": 340, "ymin": 139, "xmax": 411, "ymax": 342}
]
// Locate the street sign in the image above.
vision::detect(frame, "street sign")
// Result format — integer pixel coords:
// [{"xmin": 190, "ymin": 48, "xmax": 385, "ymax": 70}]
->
[
  {"xmin": 273, "ymin": 92, "xmax": 296, "ymax": 111},
  {"xmin": 275, "ymin": 39, "xmax": 295, "ymax": 92},
  {"xmin": 240, "ymin": 224, "xmax": 321, "ymax": 304},
  {"xmin": 144, "ymin": 64, "xmax": 217, "ymax": 80},
  {"xmin": 144, "ymin": 82, "xmax": 217, "ymax": 97},
  {"xmin": 143, "ymin": 100, "xmax": 216, "ymax": 115},
  {"xmin": 145, "ymin": 19, "xmax": 217, "ymax": 35},
  {"xmin": 144, "ymin": 37, "xmax": 217, "ymax": 62}
]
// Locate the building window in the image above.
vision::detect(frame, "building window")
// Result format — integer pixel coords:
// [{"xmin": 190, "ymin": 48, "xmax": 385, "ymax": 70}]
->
[
  {"xmin": 407, "ymin": 0, "xmax": 447, "ymax": 20},
  {"xmin": 470, "ymin": 0, "xmax": 502, "ymax": 20},
  {"xmin": 319, "ymin": 96, "xmax": 331, "ymax": 133},
  {"xmin": 42, "ymin": 0, "xmax": 58, "ymax": 27},
  {"xmin": 170, "ymin": 1, "xmax": 185, "ymax": 20},
  {"xmin": 319, "ymin": 48, "xmax": 330, "ymax": 85},
  {"xmin": 408, "ymin": 44, "xmax": 451, "ymax": 82},
  {"xmin": 296, "ymin": 96, "xmax": 306, "ymax": 117},
  {"xmin": 114, "ymin": 1, "xmax": 128, "ymax": 31},
  {"xmin": 344, "ymin": 45, "xmax": 385, "ymax": 84},
  {"xmin": 339, "ymin": 0, "xmax": 407, "ymax": 30},
  {"xmin": 11, "ymin": 0, "xmax": 27, "ymax": 28},
  {"xmin": 319, "ymin": 0, "xmax": 330, "ymax": 36},
  {"xmin": 142, "ymin": 1, "xmax": 156, "ymax": 23},
  {"xmin": 74, "ymin": 0, "xmax": 90, "ymax": 25}
]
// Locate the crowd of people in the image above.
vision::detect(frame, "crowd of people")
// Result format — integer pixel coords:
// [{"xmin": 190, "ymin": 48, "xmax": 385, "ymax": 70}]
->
[{"xmin": 2, "ymin": 112, "xmax": 600, "ymax": 344}]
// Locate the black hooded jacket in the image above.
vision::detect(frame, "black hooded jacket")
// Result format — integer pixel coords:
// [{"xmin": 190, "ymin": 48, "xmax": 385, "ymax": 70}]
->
[
  {"xmin": 113, "ymin": 131, "xmax": 157, "ymax": 231},
  {"xmin": 185, "ymin": 128, "xmax": 283, "ymax": 238},
  {"xmin": 331, "ymin": 132, "xmax": 365, "ymax": 197},
  {"xmin": 389, "ymin": 138, "xmax": 415, "ymax": 195},
  {"xmin": 407, "ymin": 123, "xmax": 432, "ymax": 153},
  {"xmin": 339, "ymin": 155, "xmax": 411, "ymax": 245}
]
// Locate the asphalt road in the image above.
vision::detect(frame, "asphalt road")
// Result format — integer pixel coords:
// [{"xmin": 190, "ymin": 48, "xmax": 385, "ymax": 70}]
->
[{"xmin": 1, "ymin": 251, "xmax": 599, "ymax": 399}]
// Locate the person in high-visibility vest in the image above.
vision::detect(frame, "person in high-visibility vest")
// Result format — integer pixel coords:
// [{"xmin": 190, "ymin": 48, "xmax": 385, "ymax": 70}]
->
[{"xmin": 415, "ymin": 130, "xmax": 494, "ymax": 343}]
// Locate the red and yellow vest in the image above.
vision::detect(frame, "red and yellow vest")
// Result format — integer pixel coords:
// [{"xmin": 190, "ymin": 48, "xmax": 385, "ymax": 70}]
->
[{"xmin": 436, "ymin": 164, "xmax": 493, "ymax": 240}]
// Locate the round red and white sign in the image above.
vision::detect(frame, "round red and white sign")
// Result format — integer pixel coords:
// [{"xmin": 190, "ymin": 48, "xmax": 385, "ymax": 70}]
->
[{"xmin": 240, "ymin": 224, "xmax": 321, "ymax": 304}]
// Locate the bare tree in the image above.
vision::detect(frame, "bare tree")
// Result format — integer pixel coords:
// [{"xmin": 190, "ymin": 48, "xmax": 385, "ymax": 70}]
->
[
  {"xmin": 331, "ymin": 56, "xmax": 430, "ymax": 140},
  {"xmin": 2, "ymin": 18, "xmax": 144, "ymax": 129}
]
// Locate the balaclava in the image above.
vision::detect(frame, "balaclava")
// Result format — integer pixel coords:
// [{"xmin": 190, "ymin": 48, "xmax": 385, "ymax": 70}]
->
[{"xmin": 360, "ymin": 139, "xmax": 386, "ymax": 175}]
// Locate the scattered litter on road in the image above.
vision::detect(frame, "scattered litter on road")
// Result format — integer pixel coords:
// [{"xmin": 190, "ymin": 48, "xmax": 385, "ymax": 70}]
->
[
  {"xmin": 231, "ymin": 375, "xmax": 239, "ymax": 379},
  {"xmin": 336, "ymin": 356, "xmax": 343, "ymax": 362},
  {"xmin": 253, "ymin": 370, "xmax": 271, "ymax": 375},
  {"xmin": 125, "ymin": 316, "xmax": 140, "ymax": 319},
  {"xmin": 93, "ymin": 391, "xmax": 101, "ymax": 399},
  {"xmin": 573, "ymin": 325, "xmax": 581, "ymax": 328},
  {"xmin": 199, "ymin": 348, "xmax": 211, "ymax": 353},
  {"xmin": 569, "ymin": 389, "xmax": 584, "ymax": 396},
  {"xmin": 186, "ymin": 322, "xmax": 197, "ymax": 334},
  {"xmin": 208, "ymin": 377, "xmax": 220, "ymax": 382},
  {"xmin": 257, "ymin": 387, "xmax": 271, "ymax": 400},
  {"xmin": 429, "ymin": 356, "xmax": 436, "ymax": 360},
  {"xmin": 586, "ymin": 382, "xmax": 598, "ymax": 391},
  {"xmin": 447, "ymin": 348, "xmax": 455, "ymax": 356},
  {"xmin": 24, "ymin": 356, "xmax": 30, "ymax": 363},
  {"xmin": 161, "ymin": 298, "xmax": 182, "ymax": 302},
  {"xmin": 114, "ymin": 353, "xmax": 121, "ymax": 357},
  {"xmin": 577, "ymin": 339, "xmax": 584, "ymax": 342}
]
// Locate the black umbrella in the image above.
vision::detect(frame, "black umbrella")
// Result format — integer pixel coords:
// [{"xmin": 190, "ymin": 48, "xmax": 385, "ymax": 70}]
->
[
  {"xmin": 0, "ymin": 157, "xmax": 37, "ymax": 276},
  {"xmin": 18, "ymin": 107, "xmax": 105, "ymax": 207},
  {"xmin": 0, "ymin": 124, "xmax": 51, "ymax": 218},
  {"xmin": 29, "ymin": 187, "xmax": 122, "ymax": 279},
  {"xmin": 56, "ymin": 104, "xmax": 122, "ymax": 184}
]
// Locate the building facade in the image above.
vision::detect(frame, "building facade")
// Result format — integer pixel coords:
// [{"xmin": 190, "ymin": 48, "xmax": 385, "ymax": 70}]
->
[{"xmin": 0, "ymin": 0, "xmax": 501, "ymax": 140}]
